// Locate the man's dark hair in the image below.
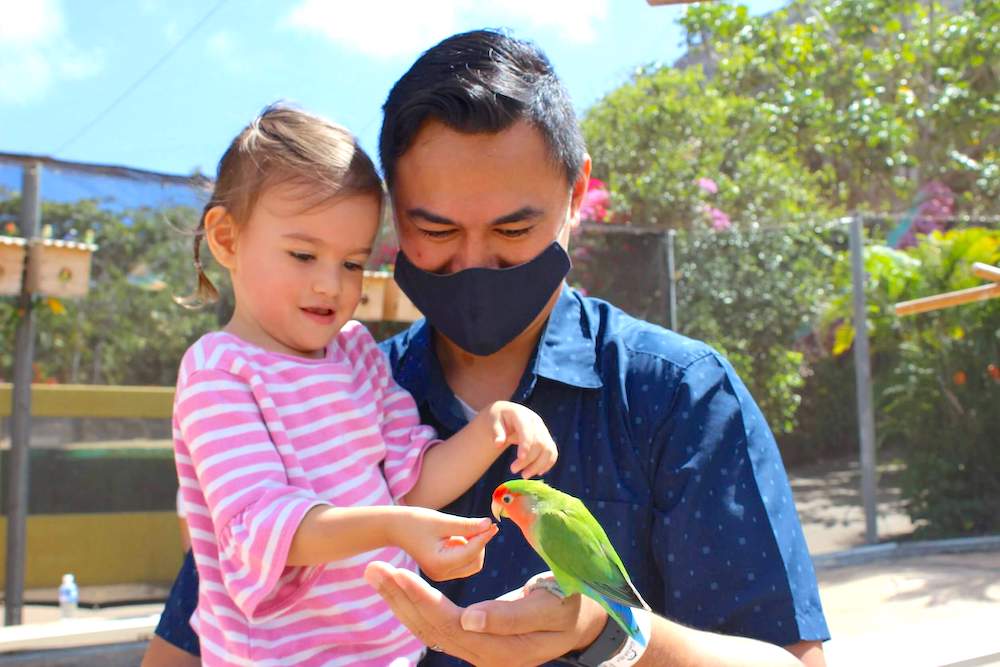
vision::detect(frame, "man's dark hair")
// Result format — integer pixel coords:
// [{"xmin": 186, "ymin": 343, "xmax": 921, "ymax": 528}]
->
[{"xmin": 379, "ymin": 29, "xmax": 585, "ymax": 189}]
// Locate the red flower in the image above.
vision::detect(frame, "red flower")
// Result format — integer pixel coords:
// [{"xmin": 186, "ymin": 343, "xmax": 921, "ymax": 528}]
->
[
  {"xmin": 953, "ymin": 370, "xmax": 967, "ymax": 386},
  {"xmin": 987, "ymin": 364, "xmax": 1000, "ymax": 381},
  {"xmin": 580, "ymin": 178, "xmax": 610, "ymax": 224}
]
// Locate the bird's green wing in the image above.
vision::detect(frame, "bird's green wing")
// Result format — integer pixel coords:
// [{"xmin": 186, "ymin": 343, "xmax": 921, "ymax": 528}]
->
[{"xmin": 535, "ymin": 499, "xmax": 647, "ymax": 609}]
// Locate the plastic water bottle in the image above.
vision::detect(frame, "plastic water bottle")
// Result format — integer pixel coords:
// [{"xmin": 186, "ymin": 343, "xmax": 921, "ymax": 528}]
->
[{"xmin": 58, "ymin": 573, "xmax": 78, "ymax": 618}]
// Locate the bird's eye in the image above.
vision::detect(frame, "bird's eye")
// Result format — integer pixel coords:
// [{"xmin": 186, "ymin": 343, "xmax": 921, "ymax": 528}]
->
[{"xmin": 502, "ymin": 494, "xmax": 512, "ymax": 504}]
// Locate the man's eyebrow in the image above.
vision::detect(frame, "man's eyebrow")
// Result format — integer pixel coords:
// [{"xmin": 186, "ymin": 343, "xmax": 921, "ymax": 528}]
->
[
  {"xmin": 407, "ymin": 208, "xmax": 456, "ymax": 225},
  {"xmin": 406, "ymin": 206, "xmax": 544, "ymax": 226}
]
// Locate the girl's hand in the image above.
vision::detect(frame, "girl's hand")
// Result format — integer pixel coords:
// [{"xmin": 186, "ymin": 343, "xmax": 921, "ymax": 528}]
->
[
  {"xmin": 487, "ymin": 401, "xmax": 558, "ymax": 479},
  {"xmin": 391, "ymin": 508, "xmax": 499, "ymax": 582}
]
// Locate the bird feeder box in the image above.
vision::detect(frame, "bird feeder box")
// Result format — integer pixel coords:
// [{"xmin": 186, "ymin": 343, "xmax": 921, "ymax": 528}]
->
[
  {"xmin": 383, "ymin": 277, "xmax": 422, "ymax": 322},
  {"xmin": 0, "ymin": 236, "xmax": 27, "ymax": 296},
  {"xmin": 25, "ymin": 238, "xmax": 98, "ymax": 299},
  {"xmin": 357, "ymin": 270, "xmax": 390, "ymax": 321}
]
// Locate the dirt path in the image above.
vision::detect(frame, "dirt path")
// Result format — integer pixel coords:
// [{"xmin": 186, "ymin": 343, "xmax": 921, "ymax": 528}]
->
[{"xmin": 788, "ymin": 454, "xmax": 917, "ymax": 554}]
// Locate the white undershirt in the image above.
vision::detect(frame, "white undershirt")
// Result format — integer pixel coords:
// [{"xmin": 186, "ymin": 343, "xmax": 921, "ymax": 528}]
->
[{"xmin": 454, "ymin": 395, "xmax": 479, "ymax": 422}]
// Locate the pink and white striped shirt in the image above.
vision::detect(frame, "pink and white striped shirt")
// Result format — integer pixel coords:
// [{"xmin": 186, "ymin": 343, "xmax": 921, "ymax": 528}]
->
[{"xmin": 173, "ymin": 322, "xmax": 437, "ymax": 666}]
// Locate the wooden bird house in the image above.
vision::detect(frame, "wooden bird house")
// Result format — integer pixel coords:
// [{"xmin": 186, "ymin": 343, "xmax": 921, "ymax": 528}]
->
[
  {"xmin": 382, "ymin": 277, "xmax": 422, "ymax": 322},
  {"xmin": 25, "ymin": 238, "xmax": 98, "ymax": 299},
  {"xmin": 0, "ymin": 236, "xmax": 27, "ymax": 296},
  {"xmin": 357, "ymin": 271, "xmax": 391, "ymax": 321}
]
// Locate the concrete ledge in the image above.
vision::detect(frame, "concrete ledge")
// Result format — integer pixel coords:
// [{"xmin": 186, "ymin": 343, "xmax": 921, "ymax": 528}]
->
[
  {"xmin": 0, "ymin": 641, "xmax": 146, "ymax": 667},
  {"xmin": 814, "ymin": 534, "xmax": 1000, "ymax": 570},
  {"xmin": 0, "ymin": 614, "xmax": 157, "ymax": 653}
]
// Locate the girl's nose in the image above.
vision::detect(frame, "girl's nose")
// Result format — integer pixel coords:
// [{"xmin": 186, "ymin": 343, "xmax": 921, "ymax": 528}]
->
[{"xmin": 312, "ymin": 271, "xmax": 339, "ymax": 296}]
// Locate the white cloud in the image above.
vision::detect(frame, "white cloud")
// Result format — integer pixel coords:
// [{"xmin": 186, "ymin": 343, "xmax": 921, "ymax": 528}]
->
[
  {"xmin": 285, "ymin": 0, "xmax": 461, "ymax": 59},
  {"xmin": 490, "ymin": 0, "xmax": 607, "ymax": 43},
  {"xmin": 0, "ymin": 0, "xmax": 104, "ymax": 105},
  {"xmin": 284, "ymin": 0, "xmax": 607, "ymax": 60}
]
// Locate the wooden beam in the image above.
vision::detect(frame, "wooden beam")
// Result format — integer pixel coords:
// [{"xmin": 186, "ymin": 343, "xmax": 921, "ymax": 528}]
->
[
  {"xmin": 894, "ymin": 282, "xmax": 1000, "ymax": 317},
  {"xmin": 0, "ymin": 384, "xmax": 174, "ymax": 419},
  {"xmin": 972, "ymin": 262, "xmax": 1000, "ymax": 283}
]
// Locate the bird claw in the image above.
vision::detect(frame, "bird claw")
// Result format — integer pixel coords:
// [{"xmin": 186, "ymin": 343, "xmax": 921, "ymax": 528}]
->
[{"xmin": 523, "ymin": 572, "xmax": 565, "ymax": 599}]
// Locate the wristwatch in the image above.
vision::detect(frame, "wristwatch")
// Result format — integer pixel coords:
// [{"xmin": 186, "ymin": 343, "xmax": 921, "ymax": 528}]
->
[{"xmin": 558, "ymin": 615, "xmax": 628, "ymax": 667}]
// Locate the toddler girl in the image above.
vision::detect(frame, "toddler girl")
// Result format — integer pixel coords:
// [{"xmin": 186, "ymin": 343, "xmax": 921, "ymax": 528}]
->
[{"xmin": 173, "ymin": 104, "xmax": 557, "ymax": 666}]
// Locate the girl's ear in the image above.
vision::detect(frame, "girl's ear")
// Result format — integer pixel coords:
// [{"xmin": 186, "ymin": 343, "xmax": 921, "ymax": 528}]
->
[{"xmin": 204, "ymin": 206, "xmax": 239, "ymax": 270}]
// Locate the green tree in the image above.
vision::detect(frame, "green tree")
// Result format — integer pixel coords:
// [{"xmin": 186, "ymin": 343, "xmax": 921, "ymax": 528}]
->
[
  {"xmin": 677, "ymin": 0, "xmax": 998, "ymax": 214},
  {"xmin": 582, "ymin": 0, "xmax": 998, "ymax": 227}
]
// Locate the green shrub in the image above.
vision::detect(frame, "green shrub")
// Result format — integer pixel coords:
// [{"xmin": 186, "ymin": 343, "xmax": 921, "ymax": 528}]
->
[{"xmin": 821, "ymin": 226, "xmax": 1000, "ymax": 536}]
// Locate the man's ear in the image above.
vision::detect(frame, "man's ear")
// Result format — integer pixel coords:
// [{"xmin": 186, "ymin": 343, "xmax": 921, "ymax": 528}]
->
[
  {"xmin": 204, "ymin": 206, "xmax": 239, "ymax": 270},
  {"xmin": 561, "ymin": 154, "xmax": 593, "ymax": 246}
]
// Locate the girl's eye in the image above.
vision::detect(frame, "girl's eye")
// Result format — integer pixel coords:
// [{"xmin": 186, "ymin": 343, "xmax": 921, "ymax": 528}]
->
[
  {"xmin": 289, "ymin": 251, "xmax": 314, "ymax": 262},
  {"xmin": 344, "ymin": 261, "xmax": 365, "ymax": 272}
]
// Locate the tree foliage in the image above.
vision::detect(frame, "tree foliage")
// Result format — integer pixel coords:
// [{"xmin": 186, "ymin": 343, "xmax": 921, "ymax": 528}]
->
[
  {"xmin": 820, "ymin": 226, "xmax": 1000, "ymax": 535},
  {"xmin": 582, "ymin": 0, "xmax": 998, "ymax": 228}
]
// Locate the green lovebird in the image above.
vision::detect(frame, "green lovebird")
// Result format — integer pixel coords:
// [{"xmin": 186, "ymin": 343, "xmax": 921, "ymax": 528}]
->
[{"xmin": 491, "ymin": 479, "xmax": 651, "ymax": 643}]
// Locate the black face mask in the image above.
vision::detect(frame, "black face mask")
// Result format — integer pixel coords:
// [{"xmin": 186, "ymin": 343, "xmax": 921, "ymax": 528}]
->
[{"xmin": 393, "ymin": 242, "xmax": 572, "ymax": 357}]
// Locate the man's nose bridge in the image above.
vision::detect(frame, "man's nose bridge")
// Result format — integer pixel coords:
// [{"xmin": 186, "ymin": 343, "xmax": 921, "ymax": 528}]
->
[{"xmin": 453, "ymin": 235, "xmax": 494, "ymax": 271}]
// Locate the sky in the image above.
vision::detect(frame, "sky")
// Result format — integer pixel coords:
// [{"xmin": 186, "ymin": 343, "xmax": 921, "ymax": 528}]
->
[{"xmin": 1, "ymin": 0, "xmax": 787, "ymax": 179}]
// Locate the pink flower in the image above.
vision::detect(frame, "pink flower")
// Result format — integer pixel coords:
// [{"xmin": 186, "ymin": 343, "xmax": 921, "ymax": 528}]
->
[
  {"xmin": 702, "ymin": 204, "xmax": 732, "ymax": 231},
  {"xmin": 696, "ymin": 177, "xmax": 718, "ymax": 195},
  {"xmin": 580, "ymin": 178, "xmax": 610, "ymax": 224},
  {"xmin": 897, "ymin": 180, "xmax": 955, "ymax": 248}
]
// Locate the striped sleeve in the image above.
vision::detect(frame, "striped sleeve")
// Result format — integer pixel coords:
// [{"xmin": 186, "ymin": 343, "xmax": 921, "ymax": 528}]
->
[
  {"xmin": 174, "ymin": 368, "xmax": 324, "ymax": 620},
  {"xmin": 355, "ymin": 326, "xmax": 439, "ymax": 502}
]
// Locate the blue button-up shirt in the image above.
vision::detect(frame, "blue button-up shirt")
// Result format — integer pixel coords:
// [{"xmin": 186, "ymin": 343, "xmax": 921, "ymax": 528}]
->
[{"xmin": 381, "ymin": 285, "xmax": 829, "ymax": 666}]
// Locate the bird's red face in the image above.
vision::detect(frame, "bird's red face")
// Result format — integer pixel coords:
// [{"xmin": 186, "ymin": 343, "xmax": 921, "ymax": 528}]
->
[
  {"xmin": 491, "ymin": 484, "xmax": 517, "ymax": 521},
  {"xmin": 491, "ymin": 483, "xmax": 537, "ymax": 529}
]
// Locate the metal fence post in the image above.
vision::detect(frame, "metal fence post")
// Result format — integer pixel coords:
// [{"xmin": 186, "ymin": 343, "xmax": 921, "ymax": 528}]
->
[
  {"xmin": 665, "ymin": 229, "xmax": 678, "ymax": 331},
  {"xmin": 5, "ymin": 161, "xmax": 41, "ymax": 626},
  {"xmin": 848, "ymin": 214, "xmax": 878, "ymax": 545}
]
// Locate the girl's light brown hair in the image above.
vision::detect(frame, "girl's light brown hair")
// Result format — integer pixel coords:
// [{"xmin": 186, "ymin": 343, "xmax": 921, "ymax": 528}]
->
[{"xmin": 177, "ymin": 103, "xmax": 383, "ymax": 308}]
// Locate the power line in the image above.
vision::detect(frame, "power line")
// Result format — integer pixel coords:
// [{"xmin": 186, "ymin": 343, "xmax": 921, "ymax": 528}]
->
[{"xmin": 52, "ymin": 0, "xmax": 230, "ymax": 157}]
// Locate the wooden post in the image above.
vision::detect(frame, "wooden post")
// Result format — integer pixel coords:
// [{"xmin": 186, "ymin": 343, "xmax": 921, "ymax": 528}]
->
[{"xmin": 5, "ymin": 162, "xmax": 40, "ymax": 626}]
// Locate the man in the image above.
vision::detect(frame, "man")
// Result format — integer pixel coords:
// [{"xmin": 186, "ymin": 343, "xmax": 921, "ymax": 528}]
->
[
  {"xmin": 144, "ymin": 29, "xmax": 828, "ymax": 667},
  {"xmin": 366, "ymin": 29, "xmax": 828, "ymax": 667}
]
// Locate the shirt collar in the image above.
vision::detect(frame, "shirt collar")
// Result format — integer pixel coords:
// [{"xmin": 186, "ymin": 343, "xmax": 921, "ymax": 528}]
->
[
  {"xmin": 393, "ymin": 284, "xmax": 603, "ymax": 427},
  {"xmin": 533, "ymin": 284, "xmax": 603, "ymax": 390}
]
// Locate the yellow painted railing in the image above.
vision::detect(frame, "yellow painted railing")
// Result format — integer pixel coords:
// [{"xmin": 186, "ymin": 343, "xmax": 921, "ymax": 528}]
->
[
  {"xmin": 0, "ymin": 383, "xmax": 174, "ymax": 419},
  {"xmin": 0, "ymin": 383, "xmax": 181, "ymax": 586}
]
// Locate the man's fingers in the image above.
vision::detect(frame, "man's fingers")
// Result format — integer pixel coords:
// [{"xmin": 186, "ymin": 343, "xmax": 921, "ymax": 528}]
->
[{"xmin": 460, "ymin": 587, "xmax": 581, "ymax": 635}]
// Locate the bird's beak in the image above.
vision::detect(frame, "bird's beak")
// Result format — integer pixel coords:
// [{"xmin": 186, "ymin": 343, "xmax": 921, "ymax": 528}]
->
[{"xmin": 491, "ymin": 499, "xmax": 505, "ymax": 522}]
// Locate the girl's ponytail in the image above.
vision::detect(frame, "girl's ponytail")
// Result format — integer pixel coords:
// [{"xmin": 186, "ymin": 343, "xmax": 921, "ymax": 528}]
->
[{"xmin": 174, "ymin": 207, "xmax": 220, "ymax": 309}]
